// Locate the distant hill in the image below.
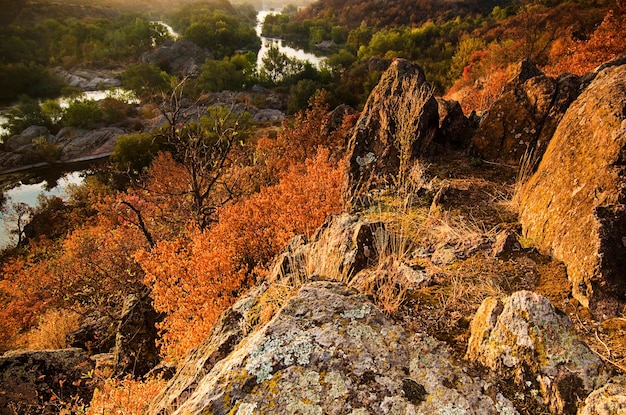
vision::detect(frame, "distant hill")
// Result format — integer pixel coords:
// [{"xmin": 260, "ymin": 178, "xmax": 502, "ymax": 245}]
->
[{"xmin": 294, "ymin": 0, "xmax": 517, "ymax": 28}]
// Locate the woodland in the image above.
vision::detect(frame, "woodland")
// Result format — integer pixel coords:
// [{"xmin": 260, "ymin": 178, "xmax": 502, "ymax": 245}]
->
[{"xmin": 0, "ymin": 0, "xmax": 625, "ymax": 413}]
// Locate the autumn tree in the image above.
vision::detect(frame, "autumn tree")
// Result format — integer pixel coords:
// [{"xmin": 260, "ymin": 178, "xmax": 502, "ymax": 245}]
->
[
  {"xmin": 138, "ymin": 149, "xmax": 343, "ymax": 360},
  {"xmin": 157, "ymin": 91, "xmax": 253, "ymax": 229},
  {"xmin": 544, "ymin": 7, "xmax": 626, "ymax": 76}
]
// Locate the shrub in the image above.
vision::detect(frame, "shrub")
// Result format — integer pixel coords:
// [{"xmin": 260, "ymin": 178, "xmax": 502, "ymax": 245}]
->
[
  {"xmin": 87, "ymin": 375, "xmax": 166, "ymax": 415},
  {"xmin": 19, "ymin": 309, "xmax": 81, "ymax": 350},
  {"xmin": 111, "ymin": 132, "xmax": 161, "ymax": 174},
  {"xmin": 138, "ymin": 149, "xmax": 343, "ymax": 361},
  {"xmin": 62, "ymin": 99, "xmax": 103, "ymax": 128}
]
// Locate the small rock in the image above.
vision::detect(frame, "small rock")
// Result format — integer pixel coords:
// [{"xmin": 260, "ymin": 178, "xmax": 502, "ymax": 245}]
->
[{"xmin": 466, "ymin": 291, "xmax": 607, "ymax": 414}]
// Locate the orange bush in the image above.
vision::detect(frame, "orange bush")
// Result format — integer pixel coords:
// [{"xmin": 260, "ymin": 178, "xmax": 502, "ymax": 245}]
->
[
  {"xmin": 254, "ymin": 92, "xmax": 353, "ymax": 182},
  {"xmin": 544, "ymin": 8, "xmax": 626, "ymax": 76},
  {"xmin": 87, "ymin": 375, "xmax": 166, "ymax": 415},
  {"xmin": 0, "ymin": 215, "xmax": 148, "ymax": 351},
  {"xmin": 138, "ymin": 149, "xmax": 343, "ymax": 361}
]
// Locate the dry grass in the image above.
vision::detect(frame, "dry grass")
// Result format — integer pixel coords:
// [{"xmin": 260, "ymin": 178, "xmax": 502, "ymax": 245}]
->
[
  {"xmin": 87, "ymin": 375, "xmax": 167, "ymax": 415},
  {"xmin": 508, "ymin": 146, "xmax": 538, "ymax": 213},
  {"xmin": 19, "ymin": 309, "xmax": 82, "ymax": 350}
]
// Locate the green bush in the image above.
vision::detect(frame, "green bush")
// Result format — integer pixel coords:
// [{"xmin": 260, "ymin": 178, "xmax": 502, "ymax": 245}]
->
[
  {"xmin": 61, "ymin": 100, "xmax": 103, "ymax": 128},
  {"xmin": 111, "ymin": 132, "xmax": 161, "ymax": 174}
]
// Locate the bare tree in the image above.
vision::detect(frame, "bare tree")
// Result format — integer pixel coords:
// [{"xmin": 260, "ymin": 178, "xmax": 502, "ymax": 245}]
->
[
  {"xmin": 3, "ymin": 201, "xmax": 32, "ymax": 247},
  {"xmin": 121, "ymin": 79, "xmax": 253, "ymax": 244}
]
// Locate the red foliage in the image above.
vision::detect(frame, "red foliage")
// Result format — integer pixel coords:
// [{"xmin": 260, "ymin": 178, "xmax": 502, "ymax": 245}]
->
[
  {"xmin": 138, "ymin": 149, "xmax": 343, "ymax": 360},
  {"xmin": 544, "ymin": 9, "xmax": 626, "ymax": 76}
]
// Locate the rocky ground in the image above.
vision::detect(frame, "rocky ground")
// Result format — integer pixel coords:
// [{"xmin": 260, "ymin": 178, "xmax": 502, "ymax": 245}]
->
[{"xmin": 143, "ymin": 57, "xmax": 626, "ymax": 414}]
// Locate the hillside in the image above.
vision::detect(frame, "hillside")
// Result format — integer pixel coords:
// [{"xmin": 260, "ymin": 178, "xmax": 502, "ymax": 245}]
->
[
  {"xmin": 0, "ymin": 0, "xmax": 625, "ymax": 414},
  {"xmin": 296, "ymin": 0, "xmax": 516, "ymax": 28}
]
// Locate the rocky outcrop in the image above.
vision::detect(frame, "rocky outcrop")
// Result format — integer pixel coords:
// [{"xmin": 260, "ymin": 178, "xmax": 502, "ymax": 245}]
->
[
  {"xmin": 518, "ymin": 63, "xmax": 626, "ymax": 314},
  {"xmin": 55, "ymin": 126, "xmax": 124, "ymax": 162},
  {"xmin": 113, "ymin": 291, "xmax": 161, "ymax": 377},
  {"xmin": 67, "ymin": 313, "xmax": 116, "ymax": 355},
  {"xmin": 66, "ymin": 291, "xmax": 161, "ymax": 378},
  {"xmin": 471, "ymin": 60, "xmax": 581, "ymax": 166},
  {"xmin": 0, "ymin": 125, "xmax": 126, "ymax": 172},
  {"xmin": 141, "ymin": 39, "xmax": 213, "ymax": 77},
  {"xmin": 578, "ymin": 376, "xmax": 626, "ymax": 415},
  {"xmin": 50, "ymin": 67, "xmax": 121, "ymax": 91},
  {"xmin": 0, "ymin": 348, "xmax": 95, "ymax": 415},
  {"xmin": 253, "ymin": 108, "xmax": 285, "ymax": 123},
  {"xmin": 344, "ymin": 58, "xmax": 439, "ymax": 203},
  {"xmin": 434, "ymin": 97, "xmax": 476, "ymax": 149},
  {"xmin": 150, "ymin": 281, "xmax": 518, "ymax": 415},
  {"xmin": 466, "ymin": 291, "xmax": 607, "ymax": 414}
]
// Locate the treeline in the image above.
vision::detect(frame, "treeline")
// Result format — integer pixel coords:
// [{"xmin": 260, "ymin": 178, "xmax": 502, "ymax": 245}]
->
[
  {"xmin": 0, "ymin": 15, "xmax": 170, "ymax": 100},
  {"xmin": 261, "ymin": 0, "xmax": 616, "ymax": 95},
  {"xmin": 0, "ymin": 0, "xmax": 261, "ymax": 101}
]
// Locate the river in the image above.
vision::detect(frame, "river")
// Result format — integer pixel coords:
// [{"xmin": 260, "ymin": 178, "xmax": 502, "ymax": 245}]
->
[
  {"xmin": 0, "ymin": 169, "xmax": 86, "ymax": 249},
  {"xmin": 0, "ymin": 11, "xmax": 324, "ymax": 249},
  {"xmin": 255, "ymin": 10, "xmax": 324, "ymax": 70}
]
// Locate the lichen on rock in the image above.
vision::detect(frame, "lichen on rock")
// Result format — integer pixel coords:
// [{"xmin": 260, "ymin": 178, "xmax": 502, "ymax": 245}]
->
[
  {"xmin": 466, "ymin": 291, "xmax": 608, "ymax": 414},
  {"xmin": 149, "ymin": 281, "xmax": 518, "ymax": 415}
]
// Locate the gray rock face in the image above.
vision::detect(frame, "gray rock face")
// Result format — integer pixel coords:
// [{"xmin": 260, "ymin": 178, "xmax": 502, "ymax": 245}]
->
[
  {"xmin": 253, "ymin": 108, "xmax": 285, "ymax": 123},
  {"xmin": 344, "ymin": 58, "xmax": 439, "ymax": 203},
  {"xmin": 466, "ymin": 291, "xmax": 607, "ymax": 414},
  {"xmin": 0, "ymin": 348, "xmax": 95, "ymax": 415},
  {"xmin": 50, "ymin": 67, "xmax": 121, "ymax": 91},
  {"xmin": 518, "ymin": 63, "xmax": 626, "ymax": 314},
  {"xmin": 5, "ymin": 126, "xmax": 52, "ymax": 151},
  {"xmin": 141, "ymin": 39, "xmax": 213, "ymax": 76},
  {"xmin": 267, "ymin": 213, "xmax": 384, "ymax": 286},
  {"xmin": 57, "ymin": 126, "xmax": 123, "ymax": 162},
  {"xmin": 471, "ymin": 60, "xmax": 581, "ymax": 166},
  {"xmin": 149, "ymin": 281, "xmax": 518, "ymax": 415}
]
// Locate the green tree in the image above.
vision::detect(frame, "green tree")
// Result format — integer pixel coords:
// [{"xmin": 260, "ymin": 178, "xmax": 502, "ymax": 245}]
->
[
  {"xmin": 121, "ymin": 63, "xmax": 172, "ymax": 97},
  {"xmin": 288, "ymin": 80, "xmax": 321, "ymax": 115},
  {"xmin": 195, "ymin": 58, "xmax": 244, "ymax": 92},
  {"xmin": 1, "ymin": 95, "xmax": 51, "ymax": 137},
  {"xmin": 61, "ymin": 100, "xmax": 102, "ymax": 128},
  {"xmin": 111, "ymin": 132, "xmax": 161, "ymax": 174}
]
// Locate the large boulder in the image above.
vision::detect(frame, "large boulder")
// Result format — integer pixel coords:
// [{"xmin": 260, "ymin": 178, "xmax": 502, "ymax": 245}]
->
[
  {"xmin": 57, "ymin": 126, "xmax": 124, "ymax": 161},
  {"xmin": 518, "ymin": 63, "xmax": 626, "ymax": 314},
  {"xmin": 471, "ymin": 60, "xmax": 581, "ymax": 166},
  {"xmin": 149, "ymin": 281, "xmax": 518, "ymax": 415},
  {"xmin": 466, "ymin": 291, "xmax": 607, "ymax": 414},
  {"xmin": 344, "ymin": 58, "xmax": 439, "ymax": 203},
  {"xmin": 0, "ymin": 348, "xmax": 95, "ymax": 415}
]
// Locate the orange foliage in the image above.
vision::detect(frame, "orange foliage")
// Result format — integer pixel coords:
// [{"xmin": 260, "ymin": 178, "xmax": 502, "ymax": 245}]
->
[
  {"xmin": 87, "ymin": 375, "xmax": 166, "ymax": 415},
  {"xmin": 0, "ymin": 259, "xmax": 51, "ymax": 350},
  {"xmin": 544, "ymin": 9, "xmax": 626, "ymax": 76},
  {"xmin": 446, "ymin": 47, "xmax": 516, "ymax": 114},
  {"xmin": 138, "ymin": 149, "xmax": 343, "ymax": 360},
  {"xmin": 0, "ymin": 215, "xmax": 148, "ymax": 351},
  {"xmin": 53, "ymin": 221, "xmax": 148, "ymax": 312},
  {"xmin": 254, "ymin": 92, "xmax": 353, "ymax": 182}
]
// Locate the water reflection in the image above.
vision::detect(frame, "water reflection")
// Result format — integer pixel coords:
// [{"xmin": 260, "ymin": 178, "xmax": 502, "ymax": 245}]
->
[
  {"xmin": 0, "ymin": 162, "xmax": 96, "ymax": 248},
  {"xmin": 256, "ymin": 10, "xmax": 325, "ymax": 70}
]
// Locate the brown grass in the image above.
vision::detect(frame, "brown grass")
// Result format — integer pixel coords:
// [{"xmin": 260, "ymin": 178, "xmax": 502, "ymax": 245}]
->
[{"xmin": 19, "ymin": 309, "xmax": 82, "ymax": 350}]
